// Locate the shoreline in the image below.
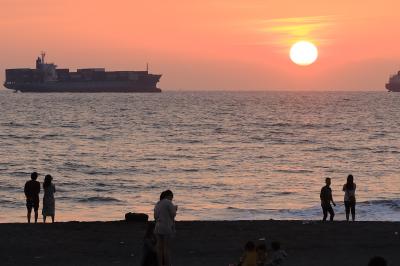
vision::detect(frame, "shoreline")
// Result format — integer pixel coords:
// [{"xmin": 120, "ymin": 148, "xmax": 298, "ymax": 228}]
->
[
  {"xmin": 1, "ymin": 218, "xmax": 400, "ymax": 224},
  {"xmin": 1, "ymin": 220, "xmax": 399, "ymax": 266}
]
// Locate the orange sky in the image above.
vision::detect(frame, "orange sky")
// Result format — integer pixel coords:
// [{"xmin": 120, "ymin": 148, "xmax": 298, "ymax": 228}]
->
[{"xmin": 1, "ymin": 0, "xmax": 400, "ymax": 91}]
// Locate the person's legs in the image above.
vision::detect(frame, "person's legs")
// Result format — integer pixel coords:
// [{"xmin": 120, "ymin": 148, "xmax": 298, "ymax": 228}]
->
[
  {"xmin": 26, "ymin": 201, "xmax": 32, "ymax": 223},
  {"xmin": 27, "ymin": 209, "xmax": 32, "ymax": 223},
  {"xmin": 43, "ymin": 215, "xmax": 46, "ymax": 223},
  {"xmin": 163, "ymin": 236, "xmax": 171, "ymax": 266},
  {"xmin": 156, "ymin": 234, "xmax": 165, "ymax": 266},
  {"xmin": 33, "ymin": 200, "xmax": 39, "ymax": 223},
  {"xmin": 51, "ymin": 215, "xmax": 55, "ymax": 223},
  {"xmin": 351, "ymin": 202, "xmax": 356, "ymax": 221},
  {"xmin": 327, "ymin": 205, "xmax": 335, "ymax": 221},
  {"xmin": 344, "ymin": 201, "xmax": 350, "ymax": 221},
  {"xmin": 322, "ymin": 205, "xmax": 328, "ymax": 221}
]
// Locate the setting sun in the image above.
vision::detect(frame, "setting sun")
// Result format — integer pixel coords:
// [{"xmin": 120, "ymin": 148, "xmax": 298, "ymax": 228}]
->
[{"xmin": 290, "ymin": 41, "xmax": 318, "ymax": 66}]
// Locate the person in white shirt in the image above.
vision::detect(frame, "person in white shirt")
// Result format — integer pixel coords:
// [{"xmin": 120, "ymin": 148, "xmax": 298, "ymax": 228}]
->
[
  {"xmin": 343, "ymin": 174, "xmax": 356, "ymax": 221},
  {"xmin": 154, "ymin": 190, "xmax": 177, "ymax": 266}
]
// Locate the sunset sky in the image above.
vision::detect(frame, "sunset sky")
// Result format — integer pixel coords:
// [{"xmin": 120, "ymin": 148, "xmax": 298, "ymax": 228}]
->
[{"xmin": 2, "ymin": 0, "xmax": 400, "ymax": 91}]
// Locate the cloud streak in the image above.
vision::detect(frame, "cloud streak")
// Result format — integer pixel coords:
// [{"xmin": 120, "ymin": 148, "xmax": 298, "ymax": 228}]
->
[{"xmin": 258, "ymin": 15, "xmax": 337, "ymax": 49}]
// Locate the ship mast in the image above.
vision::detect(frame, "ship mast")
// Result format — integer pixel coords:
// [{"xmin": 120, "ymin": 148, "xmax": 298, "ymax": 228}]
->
[{"xmin": 41, "ymin": 51, "xmax": 46, "ymax": 64}]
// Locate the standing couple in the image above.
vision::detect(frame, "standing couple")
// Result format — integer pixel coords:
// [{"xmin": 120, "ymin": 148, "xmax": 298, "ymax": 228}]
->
[
  {"xmin": 24, "ymin": 172, "xmax": 56, "ymax": 223},
  {"xmin": 320, "ymin": 174, "xmax": 357, "ymax": 221}
]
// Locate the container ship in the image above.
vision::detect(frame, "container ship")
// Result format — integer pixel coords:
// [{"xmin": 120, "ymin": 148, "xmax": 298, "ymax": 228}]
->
[
  {"xmin": 385, "ymin": 71, "xmax": 400, "ymax": 92},
  {"xmin": 3, "ymin": 53, "xmax": 161, "ymax": 93}
]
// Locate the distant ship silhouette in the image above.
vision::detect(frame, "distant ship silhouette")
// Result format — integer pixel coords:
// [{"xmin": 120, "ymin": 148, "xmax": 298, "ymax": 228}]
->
[
  {"xmin": 386, "ymin": 71, "xmax": 400, "ymax": 92},
  {"xmin": 3, "ymin": 52, "xmax": 161, "ymax": 93}
]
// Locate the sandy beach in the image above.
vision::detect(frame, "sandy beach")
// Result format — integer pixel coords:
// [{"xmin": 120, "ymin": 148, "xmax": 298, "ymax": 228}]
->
[{"xmin": 0, "ymin": 220, "xmax": 399, "ymax": 266}]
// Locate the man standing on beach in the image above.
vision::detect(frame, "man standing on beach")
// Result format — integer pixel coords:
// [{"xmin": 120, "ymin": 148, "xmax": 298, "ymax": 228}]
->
[
  {"xmin": 320, "ymin": 178, "xmax": 336, "ymax": 221},
  {"xmin": 24, "ymin": 172, "xmax": 40, "ymax": 223}
]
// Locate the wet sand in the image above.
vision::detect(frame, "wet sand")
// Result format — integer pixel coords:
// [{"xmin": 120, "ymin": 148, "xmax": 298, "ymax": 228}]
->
[{"xmin": 0, "ymin": 220, "xmax": 399, "ymax": 266}]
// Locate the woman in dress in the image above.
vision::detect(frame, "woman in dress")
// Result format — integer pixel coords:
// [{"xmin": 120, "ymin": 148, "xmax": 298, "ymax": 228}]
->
[
  {"xmin": 154, "ymin": 190, "xmax": 177, "ymax": 266},
  {"xmin": 42, "ymin": 174, "xmax": 56, "ymax": 223},
  {"xmin": 343, "ymin": 174, "xmax": 356, "ymax": 221}
]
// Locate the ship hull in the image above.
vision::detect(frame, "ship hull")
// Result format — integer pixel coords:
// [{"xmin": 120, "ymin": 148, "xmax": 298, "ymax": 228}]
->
[
  {"xmin": 4, "ymin": 80, "xmax": 161, "ymax": 93},
  {"xmin": 386, "ymin": 83, "xmax": 400, "ymax": 92}
]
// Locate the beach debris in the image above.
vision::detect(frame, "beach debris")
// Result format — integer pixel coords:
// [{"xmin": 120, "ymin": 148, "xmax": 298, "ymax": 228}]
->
[
  {"xmin": 119, "ymin": 241, "xmax": 125, "ymax": 245},
  {"xmin": 258, "ymin": 237, "xmax": 266, "ymax": 241},
  {"xmin": 395, "ymin": 231, "xmax": 398, "ymax": 235}
]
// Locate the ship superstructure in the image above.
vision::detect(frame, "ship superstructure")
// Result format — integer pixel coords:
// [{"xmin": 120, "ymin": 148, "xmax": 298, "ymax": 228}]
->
[
  {"xmin": 3, "ymin": 53, "xmax": 161, "ymax": 92},
  {"xmin": 386, "ymin": 71, "xmax": 400, "ymax": 92}
]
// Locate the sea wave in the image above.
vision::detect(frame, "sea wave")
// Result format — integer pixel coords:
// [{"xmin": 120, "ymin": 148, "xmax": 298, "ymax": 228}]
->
[
  {"xmin": 219, "ymin": 199, "xmax": 400, "ymax": 221},
  {"xmin": 360, "ymin": 199, "xmax": 400, "ymax": 210},
  {"xmin": 77, "ymin": 197, "xmax": 123, "ymax": 203}
]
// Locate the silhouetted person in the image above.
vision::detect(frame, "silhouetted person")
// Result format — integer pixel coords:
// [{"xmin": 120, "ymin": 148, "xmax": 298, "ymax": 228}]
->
[
  {"xmin": 42, "ymin": 174, "xmax": 56, "ymax": 223},
  {"xmin": 265, "ymin": 241, "xmax": 287, "ymax": 266},
  {"xmin": 320, "ymin": 177, "xmax": 336, "ymax": 221},
  {"xmin": 368, "ymin": 256, "xmax": 387, "ymax": 266},
  {"xmin": 343, "ymin": 174, "xmax": 356, "ymax": 221},
  {"xmin": 238, "ymin": 241, "xmax": 257, "ymax": 266},
  {"xmin": 154, "ymin": 190, "xmax": 177, "ymax": 266},
  {"xmin": 24, "ymin": 172, "xmax": 40, "ymax": 223},
  {"xmin": 141, "ymin": 222, "xmax": 158, "ymax": 266}
]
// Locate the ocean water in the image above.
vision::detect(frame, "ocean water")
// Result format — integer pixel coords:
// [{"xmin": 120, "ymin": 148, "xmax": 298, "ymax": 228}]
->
[{"xmin": 0, "ymin": 91, "xmax": 399, "ymax": 222}]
